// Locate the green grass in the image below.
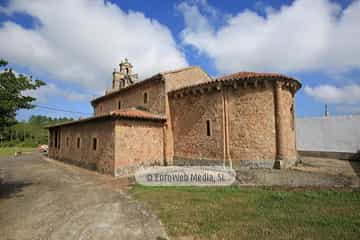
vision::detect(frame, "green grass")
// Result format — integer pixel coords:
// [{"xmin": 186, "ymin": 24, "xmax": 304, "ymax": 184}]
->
[
  {"xmin": 0, "ymin": 147, "xmax": 36, "ymax": 156},
  {"xmin": 131, "ymin": 185, "xmax": 360, "ymax": 239}
]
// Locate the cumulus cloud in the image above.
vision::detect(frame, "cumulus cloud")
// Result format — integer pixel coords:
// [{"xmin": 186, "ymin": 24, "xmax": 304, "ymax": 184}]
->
[
  {"xmin": 23, "ymin": 83, "xmax": 91, "ymax": 103},
  {"xmin": 0, "ymin": 0, "xmax": 188, "ymax": 91},
  {"xmin": 177, "ymin": 0, "xmax": 360, "ymax": 74},
  {"xmin": 305, "ymin": 84, "xmax": 360, "ymax": 104}
]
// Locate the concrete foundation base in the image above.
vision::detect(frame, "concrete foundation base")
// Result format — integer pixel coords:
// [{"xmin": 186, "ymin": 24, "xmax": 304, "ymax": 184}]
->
[{"xmin": 174, "ymin": 157, "xmax": 298, "ymax": 169}]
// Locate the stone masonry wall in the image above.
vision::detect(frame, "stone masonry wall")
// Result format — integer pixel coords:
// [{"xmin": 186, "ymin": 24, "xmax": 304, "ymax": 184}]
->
[
  {"xmin": 94, "ymin": 80, "xmax": 165, "ymax": 116},
  {"xmin": 163, "ymin": 67, "xmax": 212, "ymax": 164},
  {"xmin": 169, "ymin": 90, "xmax": 224, "ymax": 161},
  {"xmin": 169, "ymin": 82, "xmax": 297, "ymax": 168},
  {"xmin": 48, "ymin": 119, "xmax": 115, "ymax": 175},
  {"xmin": 114, "ymin": 119, "xmax": 164, "ymax": 176},
  {"xmin": 164, "ymin": 67, "xmax": 212, "ymax": 92},
  {"xmin": 279, "ymin": 87, "xmax": 297, "ymax": 160},
  {"xmin": 227, "ymin": 85, "xmax": 277, "ymax": 163}
]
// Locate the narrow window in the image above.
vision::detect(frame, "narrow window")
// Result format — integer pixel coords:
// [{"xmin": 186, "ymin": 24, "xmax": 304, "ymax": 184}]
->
[
  {"xmin": 144, "ymin": 92, "xmax": 148, "ymax": 104},
  {"xmin": 66, "ymin": 137, "xmax": 69, "ymax": 147},
  {"xmin": 92, "ymin": 138, "xmax": 97, "ymax": 151},
  {"xmin": 118, "ymin": 100, "xmax": 121, "ymax": 109},
  {"xmin": 206, "ymin": 120, "xmax": 211, "ymax": 137},
  {"xmin": 58, "ymin": 130, "xmax": 61, "ymax": 149},
  {"xmin": 54, "ymin": 129, "xmax": 58, "ymax": 148},
  {"xmin": 77, "ymin": 137, "xmax": 81, "ymax": 149},
  {"xmin": 290, "ymin": 104, "xmax": 295, "ymax": 130}
]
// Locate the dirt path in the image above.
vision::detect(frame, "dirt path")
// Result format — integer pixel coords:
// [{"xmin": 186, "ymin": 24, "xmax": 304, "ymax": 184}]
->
[
  {"xmin": 0, "ymin": 153, "xmax": 167, "ymax": 240},
  {"xmin": 295, "ymin": 156, "xmax": 360, "ymax": 178}
]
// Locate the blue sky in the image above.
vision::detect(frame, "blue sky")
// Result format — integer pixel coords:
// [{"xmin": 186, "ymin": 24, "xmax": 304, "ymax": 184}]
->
[{"xmin": 0, "ymin": 0, "xmax": 359, "ymax": 120}]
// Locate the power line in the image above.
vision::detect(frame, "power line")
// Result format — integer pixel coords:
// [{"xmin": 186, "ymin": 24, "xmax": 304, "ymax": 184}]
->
[{"xmin": 35, "ymin": 104, "xmax": 92, "ymax": 115}]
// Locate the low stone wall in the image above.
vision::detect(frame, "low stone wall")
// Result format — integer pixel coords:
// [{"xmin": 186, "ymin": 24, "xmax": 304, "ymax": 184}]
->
[
  {"xmin": 174, "ymin": 158, "xmax": 279, "ymax": 169},
  {"xmin": 173, "ymin": 158, "xmax": 224, "ymax": 166},
  {"xmin": 115, "ymin": 161, "xmax": 163, "ymax": 177},
  {"xmin": 299, "ymin": 150, "xmax": 359, "ymax": 160},
  {"xmin": 233, "ymin": 160, "xmax": 276, "ymax": 169}
]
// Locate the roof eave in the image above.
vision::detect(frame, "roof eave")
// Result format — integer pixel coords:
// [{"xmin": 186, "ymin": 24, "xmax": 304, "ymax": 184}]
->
[
  {"xmin": 45, "ymin": 114, "xmax": 166, "ymax": 129},
  {"xmin": 90, "ymin": 73, "xmax": 163, "ymax": 105}
]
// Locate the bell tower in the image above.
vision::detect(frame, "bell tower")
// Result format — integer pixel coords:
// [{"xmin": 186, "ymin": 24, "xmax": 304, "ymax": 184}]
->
[{"xmin": 110, "ymin": 58, "xmax": 138, "ymax": 93}]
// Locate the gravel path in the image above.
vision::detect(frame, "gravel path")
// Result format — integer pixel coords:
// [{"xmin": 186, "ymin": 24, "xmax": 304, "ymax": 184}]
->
[{"xmin": 0, "ymin": 152, "xmax": 167, "ymax": 240}]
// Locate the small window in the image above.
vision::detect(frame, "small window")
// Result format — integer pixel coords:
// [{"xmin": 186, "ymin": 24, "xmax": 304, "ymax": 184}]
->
[
  {"xmin": 77, "ymin": 137, "xmax": 81, "ymax": 149},
  {"xmin": 144, "ymin": 92, "xmax": 148, "ymax": 104},
  {"xmin": 290, "ymin": 104, "xmax": 295, "ymax": 130},
  {"xmin": 99, "ymin": 105, "xmax": 102, "ymax": 113},
  {"xmin": 58, "ymin": 130, "xmax": 61, "ymax": 149},
  {"xmin": 54, "ymin": 129, "xmax": 58, "ymax": 148},
  {"xmin": 92, "ymin": 138, "xmax": 97, "ymax": 151},
  {"xmin": 118, "ymin": 100, "xmax": 121, "ymax": 109},
  {"xmin": 206, "ymin": 120, "xmax": 211, "ymax": 137}
]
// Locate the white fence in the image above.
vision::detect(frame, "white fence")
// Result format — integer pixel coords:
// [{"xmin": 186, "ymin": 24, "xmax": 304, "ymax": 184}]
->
[{"xmin": 296, "ymin": 115, "xmax": 360, "ymax": 153}]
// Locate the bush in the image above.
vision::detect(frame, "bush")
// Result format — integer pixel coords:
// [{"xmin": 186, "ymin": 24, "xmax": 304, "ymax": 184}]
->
[
  {"xmin": 0, "ymin": 140, "xmax": 21, "ymax": 147},
  {"xmin": 0, "ymin": 139, "xmax": 38, "ymax": 148}
]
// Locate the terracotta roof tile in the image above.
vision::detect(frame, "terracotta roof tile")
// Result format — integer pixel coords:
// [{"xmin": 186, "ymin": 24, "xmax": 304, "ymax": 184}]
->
[
  {"xmin": 110, "ymin": 108, "xmax": 166, "ymax": 121},
  {"xmin": 46, "ymin": 108, "xmax": 165, "ymax": 128},
  {"xmin": 91, "ymin": 66, "xmax": 209, "ymax": 104},
  {"xmin": 91, "ymin": 74, "xmax": 162, "ymax": 104},
  {"xmin": 216, "ymin": 71, "xmax": 297, "ymax": 82},
  {"xmin": 170, "ymin": 71, "xmax": 301, "ymax": 93}
]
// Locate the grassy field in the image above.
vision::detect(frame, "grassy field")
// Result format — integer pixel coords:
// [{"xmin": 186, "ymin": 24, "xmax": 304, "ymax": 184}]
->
[
  {"xmin": 131, "ymin": 185, "xmax": 360, "ymax": 239},
  {"xmin": 0, "ymin": 147, "xmax": 36, "ymax": 157}
]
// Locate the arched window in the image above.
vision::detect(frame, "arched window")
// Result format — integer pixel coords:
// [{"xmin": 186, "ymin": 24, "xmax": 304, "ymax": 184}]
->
[{"xmin": 118, "ymin": 100, "xmax": 121, "ymax": 109}]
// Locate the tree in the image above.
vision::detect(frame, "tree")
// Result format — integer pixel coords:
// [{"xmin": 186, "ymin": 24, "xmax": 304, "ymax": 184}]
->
[
  {"xmin": 0, "ymin": 59, "xmax": 45, "ymax": 128},
  {"xmin": 0, "ymin": 115, "xmax": 74, "ymax": 147}
]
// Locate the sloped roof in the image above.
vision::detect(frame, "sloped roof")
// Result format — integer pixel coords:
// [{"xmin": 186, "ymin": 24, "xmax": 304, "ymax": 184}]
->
[
  {"xmin": 170, "ymin": 71, "xmax": 301, "ymax": 94},
  {"xmin": 216, "ymin": 71, "xmax": 298, "ymax": 82},
  {"xmin": 46, "ymin": 108, "xmax": 166, "ymax": 128},
  {"xmin": 160, "ymin": 66, "xmax": 200, "ymax": 75},
  {"xmin": 91, "ymin": 66, "xmax": 211, "ymax": 105},
  {"xmin": 91, "ymin": 73, "xmax": 162, "ymax": 105},
  {"xmin": 109, "ymin": 108, "xmax": 166, "ymax": 121}
]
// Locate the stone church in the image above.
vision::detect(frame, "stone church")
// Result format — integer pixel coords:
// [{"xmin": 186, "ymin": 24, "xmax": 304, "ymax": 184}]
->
[{"xmin": 48, "ymin": 59, "xmax": 301, "ymax": 176}]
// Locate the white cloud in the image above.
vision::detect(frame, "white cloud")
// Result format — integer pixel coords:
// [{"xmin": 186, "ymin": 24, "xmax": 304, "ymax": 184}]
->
[
  {"xmin": 305, "ymin": 84, "xmax": 360, "ymax": 104},
  {"xmin": 0, "ymin": 0, "xmax": 188, "ymax": 91},
  {"xmin": 178, "ymin": 0, "xmax": 360, "ymax": 74},
  {"xmin": 23, "ymin": 83, "xmax": 91, "ymax": 103}
]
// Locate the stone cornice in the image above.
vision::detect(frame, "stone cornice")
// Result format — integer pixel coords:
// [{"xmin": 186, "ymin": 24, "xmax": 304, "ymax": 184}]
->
[{"xmin": 169, "ymin": 76, "xmax": 301, "ymax": 99}]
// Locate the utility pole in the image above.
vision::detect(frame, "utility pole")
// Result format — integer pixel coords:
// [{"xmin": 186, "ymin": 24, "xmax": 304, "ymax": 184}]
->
[{"xmin": 324, "ymin": 104, "xmax": 329, "ymax": 117}]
